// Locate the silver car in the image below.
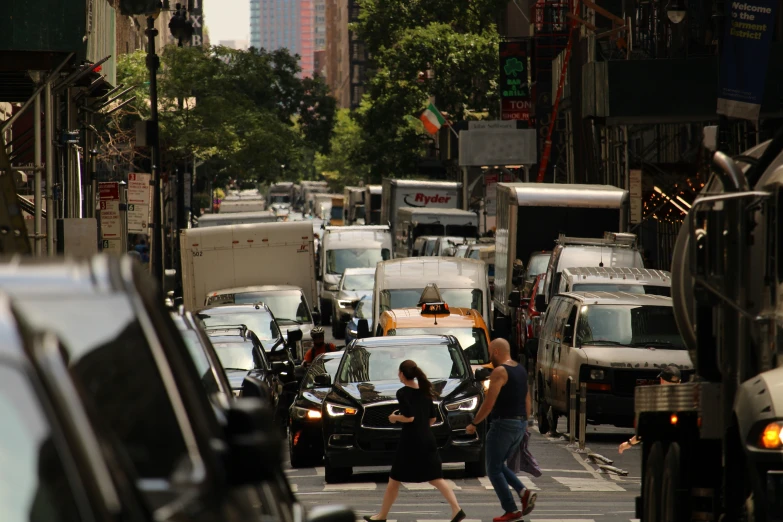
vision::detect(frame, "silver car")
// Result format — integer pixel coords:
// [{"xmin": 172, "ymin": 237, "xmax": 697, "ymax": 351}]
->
[{"xmin": 330, "ymin": 267, "xmax": 375, "ymax": 338}]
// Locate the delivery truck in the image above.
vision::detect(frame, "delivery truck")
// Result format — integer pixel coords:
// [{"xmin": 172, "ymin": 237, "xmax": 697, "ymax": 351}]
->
[
  {"xmin": 179, "ymin": 221, "xmax": 318, "ymax": 316},
  {"xmin": 492, "ymin": 183, "xmax": 628, "ymax": 350},
  {"xmin": 344, "ymin": 186, "xmax": 365, "ymax": 225},
  {"xmin": 365, "ymin": 185, "xmax": 382, "ymax": 225},
  {"xmin": 380, "ymin": 179, "xmax": 463, "ymax": 244},
  {"xmin": 394, "ymin": 207, "xmax": 479, "ymax": 258}
]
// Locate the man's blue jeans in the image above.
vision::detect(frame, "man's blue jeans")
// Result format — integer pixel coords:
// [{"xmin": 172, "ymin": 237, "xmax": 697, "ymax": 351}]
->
[{"xmin": 486, "ymin": 419, "xmax": 527, "ymax": 513}]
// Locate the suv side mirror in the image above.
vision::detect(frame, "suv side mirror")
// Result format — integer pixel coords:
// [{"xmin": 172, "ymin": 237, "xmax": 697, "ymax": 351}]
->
[
  {"xmin": 287, "ymin": 327, "xmax": 303, "ymax": 343},
  {"xmin": 314, "ymin": 374, "xmax": 332, "ymax": 387},
  {"xmin": 307, "ymin": 505, "xmax": 355, "ymax": 522},
  {"xmin": 241, "ymin": 375, "xmax": 272, "ymax": 400},
  {"xmin": 224, "ymin": 398, "xmax": 282, "ymax": 485},
  {"xmin": 535, "ymin": 294, "xmax": 547, "ymax": 312},
  {"xmin": 475, "ymin": 367, "xmax": 492, "ymax": 381},
  {"xmin": 508, "ymin": 290, "xmax": 521, "ymax": 308},
  {"xmin": 357, "ymin": 319, "xmax": 370, "ymax": 339}
]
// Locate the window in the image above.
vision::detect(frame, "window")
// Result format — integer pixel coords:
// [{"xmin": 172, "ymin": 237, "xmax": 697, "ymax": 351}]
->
[
  {"xmin": 526, "ymin": 253, "xmax": 550, "ymax": 280},
  {"xmin": 379, "ymin": 288, "xmax": 483, "ymax": 315},
  {"xmin": 338, "ymin": 343, "xmax": 466, "ymax": 383},
  {"xmin": 326, "ymin": 248, "xmax": 387, "ymax": 275},
  {"xmin": 303, "ymin": 356, "xmax": 342, "ymax": 389},
  {"xmin": 198, "ymin": 310, "xmax": 280, "ymax": 341},
  {"xmin": 388, "ymin": 327, "xmax": 489, "ymax": 364},
  {"xmin": 0, "ymin": 366, "xmax": 83, "ymax": 522},
  {"xmin": 355, "ymin": 298, "xmax": 372, "ymax": 318},
  {"xmin": 229, "ymin": 291, "xmax": 312, "ymax": 324},
  {"xmin": 571, "ymin": 283, "xmax": 671, "ymax": 297},
  {"xmin": 576, "ymin": 305, "xmax": 685, "ymax": 348},
  {"xmin": 179, "ymin": 329, "xmax": 219, "ymax": 396},
  {"xmin": 12, "ymin": 295, "xmax": 188, "ymax": 479},
  {"xmin": 341, "ymin": 273, "xmax": 375, "ymax": 291},
  {"xmin": 212, "ymin": 342, "xmax": 265, "ymax": 371}
]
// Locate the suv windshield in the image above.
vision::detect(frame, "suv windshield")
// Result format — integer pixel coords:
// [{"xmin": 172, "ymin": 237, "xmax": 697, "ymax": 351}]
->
[
  {"xmin": 327, "ymin": 248, "xmax": 386, "ymax": 274},
  {"xmin": 303, "ymin": 356, "xmax": 342, "ymax": 389},
  {"xmin": 576, "ymin": 304, "xmax": 685, "ymax": 348},
  {"xmin": 212, "ymin": 341, "xmax": 264, "ymax": 371},
  {"xmin": 338, "ymin": 343, "xmax": 467, "ymax": 383},
  {"xmin": 571, "ymin": 283, "xmax": 671, "ymax": 297},
  {"xmin": 229, "ymin": 292, "xmax": 312, "ymax": 324},
  {"xmin": 388, "ymin": 327, "xmax": 489, "ymax": 364},
  {"xmin": 526, "ymin": 253, "xmax": 550, "ymax": 279},
  {"xmin": 380, "ymin": 289, "xmax": 483, "ymax": 315},
  {"xmin": 197, "ymin": 309, "xmax": 280, "ymax": 340},
  {"xmin": 0, "ymin": 366, "xmax": 83, "ymax": 522},
  {"xmin": 342, "ymin": 273, "xmax": 375, "ymax": 291}
]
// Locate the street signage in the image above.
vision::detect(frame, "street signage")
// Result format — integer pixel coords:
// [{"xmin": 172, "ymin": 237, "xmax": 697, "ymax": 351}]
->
[
  {"xmin": 127, "ymin": 173, "xmax": 151, "ymax": 205},
  {"xmin": 99, "ymin": 182, "xmax": 119, "ymax": 201},
  {"xmin": 629, "ymin": 169, "xmax": 642, "ymax": 224},
  {"xmin": 468, "ymin": 120, "xmax": 517, "ymax": 130},
  {"xmin": 99, "ymin": 199, "xmax": 122, "ymax": 239},
  {"xmin": 499, "ymin": 41, "xmax": 533, "ymax": 123},
  {"xmin": 458, "ymin": 129, "xmax": 538, "ymax": 166},
  {"xmin": 101, "ymin": 239, "xmax": 123, "ymax": 255},
  {"xmin": 127, "ymin": 203, "xmax": 149, "ymax": 233}
]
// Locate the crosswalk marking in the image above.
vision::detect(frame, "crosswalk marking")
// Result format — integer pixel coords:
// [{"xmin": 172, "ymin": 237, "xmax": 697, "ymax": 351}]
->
[
  {"xmin": 290, "ymin": 484, "xmax": 298, "ymax": 492},
  {"xmin": 315, "ymin": 467, "xmax": 325, "ymax": 476},
  {"xmin": 324, "ymin": 483, "xmax": 378, "ymax": 491},
  {"xmin": 552, "ymin": 477, "xmax": 626, "ymax": 492},
  {"xmin": 477, "ymin": 476, "xmax": 540, "ymax": 491},
  {"xmin": 402, "ymin": 480, "xmax": 462, "ymax": 491}
]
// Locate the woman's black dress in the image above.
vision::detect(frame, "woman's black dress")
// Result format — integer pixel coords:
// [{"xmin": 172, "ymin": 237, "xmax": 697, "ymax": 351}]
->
[{"xmin": 390, "ymin": 386, "xmax": 443, "ymax": 482}]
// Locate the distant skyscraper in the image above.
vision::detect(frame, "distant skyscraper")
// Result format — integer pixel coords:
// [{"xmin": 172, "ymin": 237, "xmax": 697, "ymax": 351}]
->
[
  {"xmin": 314, "ymin": 0, "xmax": 326, "ymax": 53},
  {"xmin": 249, "ymin": 0, "xmax": 316, "ymax": 77}
]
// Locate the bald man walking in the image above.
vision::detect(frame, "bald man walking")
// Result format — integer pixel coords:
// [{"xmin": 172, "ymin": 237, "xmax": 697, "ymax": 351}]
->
[{"xmin": 466, "ymin": 339, "xmax": 536, "ymax": 522}]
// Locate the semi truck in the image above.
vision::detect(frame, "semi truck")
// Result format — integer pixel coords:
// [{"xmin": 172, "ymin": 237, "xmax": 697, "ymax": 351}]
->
[
  {"xmin": 299, "ymin": 181, "xmax": 330, "ymax": 214},
  {"xmin": 344, "ymin": 186, "xmax": 365, "ymax": 225},
  {"xmin": 492, "ymin": 183, "xmax": 628, "ymax": 349},
  {"xmin": 267, "ymin": 182, "xmax": 295, "ymax": 213},
  {"xmin": 634, "ymin": 133, "xmax": 783, "ymax": 522},
  {"xmin": 365, "ymin": 185, "xmax": 382, "ymax": 225},
  {"xmin": 179, "ymin": 221, "xmax": 318, "ymax": 317},
  {"xmin": 380, "ymin": 179, "xmax": 463, "ymax": 245}
]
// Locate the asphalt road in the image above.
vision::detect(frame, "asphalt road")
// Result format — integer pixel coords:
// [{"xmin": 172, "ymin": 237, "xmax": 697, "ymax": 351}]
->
[{"xmin": 290, "ymin": 328, "xmax": 643, "ymax": 522}]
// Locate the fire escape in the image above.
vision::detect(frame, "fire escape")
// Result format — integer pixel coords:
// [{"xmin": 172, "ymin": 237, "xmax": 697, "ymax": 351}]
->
[{"xmin": 348, "ymin": 0, "xmax": 367, "ymax": 109}]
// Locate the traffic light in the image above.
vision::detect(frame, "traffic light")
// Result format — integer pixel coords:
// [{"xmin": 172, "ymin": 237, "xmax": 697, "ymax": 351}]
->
[{"xmin": 118, "ymin": 0, "xmax": 161, "ymax": 16}]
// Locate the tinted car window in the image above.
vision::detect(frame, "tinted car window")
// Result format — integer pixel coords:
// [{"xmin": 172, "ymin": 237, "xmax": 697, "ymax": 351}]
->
[
  {"xmin": 228, "ymin": 292, "xmax": 312, "ymax": 324},
  {"xmin": 197, "ymin": 310, "xmax": 280, "ymax": 341},
  {"xmin": 388, "ymin": 327, "xmax": 489, "ymax": 365},
  {"xmin": 180, "ymin": 330, "xmax": 220, "ymax": 396},
  {"xmin": 338, "ymin": 343, "xmax": 467, "ymax": 382},
  {"xmin": 212, "ymin": 341, "xmax": 267, "ymax": 371},
  {"xmin": 302, "ymin": 357, "xmax": 342, "ymax": 389},
  {"xmin": 326, "ymin": 249, "xmax": 384, "ymax": 275},
  {"xmin": 0, "ymin": 365, "xmax": 83, "ymax": 522},
  {"xmin": 12, "ymin": 295, "xmax": 188, "ymax": 479}
]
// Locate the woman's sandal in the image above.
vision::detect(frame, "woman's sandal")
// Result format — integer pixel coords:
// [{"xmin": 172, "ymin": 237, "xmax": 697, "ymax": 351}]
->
[
  {"xmin": 363, "ymin": 516, "xmax": 386, "ymax": 522},
  {"xmin": 450, "ymin": 509, "xmax": 467, "ymax": 522}
]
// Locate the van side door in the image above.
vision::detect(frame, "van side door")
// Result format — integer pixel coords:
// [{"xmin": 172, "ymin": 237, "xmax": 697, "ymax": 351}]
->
[
  {"xmin": 554, "ymin": 300, "xmax": 579, "ymax": 410},
  {"xmin": 538, "ymin": 297, "xmax": 564, "ymax": 399}
]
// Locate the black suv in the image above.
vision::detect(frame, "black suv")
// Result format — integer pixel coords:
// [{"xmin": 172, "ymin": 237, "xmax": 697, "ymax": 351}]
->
[
  {"xmin": 319, "ymin": 335, "xmax": 487, "ymax": 483},
  {"xmin": 0, "ymin": 255, "xmax": 353, "ymax": 522}
]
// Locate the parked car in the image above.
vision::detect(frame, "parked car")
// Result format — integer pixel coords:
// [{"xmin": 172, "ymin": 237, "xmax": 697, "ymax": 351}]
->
[
  {"xmin": 534, "ymin": 291, "xmax": 693, "ymax": 436},
  {"xmin": 344, "ymin": 295, "xmax": 373, "ymax": 345},
  {"xmin": 205, "ymin": 326, "xmax": 282, "ymax": 408},
  {"xmin": 0, "ymin": 255, "xmax": 309, "ymax": 522},
  {"xmin": 0, "ymin": 293, "xmax": 154, "ymax": 522},
  {"xmin": 319, "ymin": 335, "xmax": 487, "ymax": 483},
  {"xmin": 330, "ymin": 267, "xmax": 375, "ymax": 338},
  {"xmin": 287, "ymin": 351, "xmax": 345, "ymax": 467}
]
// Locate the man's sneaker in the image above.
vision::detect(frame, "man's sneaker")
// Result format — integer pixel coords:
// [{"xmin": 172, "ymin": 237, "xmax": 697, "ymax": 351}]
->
[
  {"xmin": 492, "ymin": 511, "xmax": 523, "ymax": 522},
  {"xmin": 520, "ymin": 489, "xmax": 537, "ymax": 516}
]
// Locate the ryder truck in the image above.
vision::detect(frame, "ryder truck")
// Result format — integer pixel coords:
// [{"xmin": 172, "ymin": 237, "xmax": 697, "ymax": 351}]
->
[{"xmin": 380, "ymin": 179, "xmax": 463, "ymax": 245}]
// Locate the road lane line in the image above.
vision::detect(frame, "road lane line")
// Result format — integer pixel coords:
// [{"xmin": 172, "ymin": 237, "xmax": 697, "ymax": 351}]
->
[
  {"xmin": 324, "ymin": 483, "xmax": 378, "ymax": 491},
  {"xmin": 568, "ymin": 451, "xmax": 603, "ymax": 479},
  {"xmin": 522, "ymin": 476, "xmax": 540, "ymax": 491},
  {"xmin": 315, "ymin": 467, "xmax": 325, "ymax": 476},
  {"xmin": 552, "ymin": 477, "xmax": 626, "ymax": 492}
]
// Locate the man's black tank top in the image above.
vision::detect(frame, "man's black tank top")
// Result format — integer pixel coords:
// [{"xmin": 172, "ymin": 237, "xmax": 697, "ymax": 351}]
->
[{"xmin": 493, "ymin": 363, "xmax": 528, "ymax": 418}]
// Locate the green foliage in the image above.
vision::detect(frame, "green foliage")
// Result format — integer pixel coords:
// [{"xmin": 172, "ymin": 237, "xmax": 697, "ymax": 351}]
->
[
  {"xmin": 350, "ymin": 0, "xmax": 503, "ymax": 177},
  {"xmin": 315, "ymin": 109, "xmax": 372, "ymax": 187},
  {"xmin": 115, "ymin": 45, "xmax": 336, "ymax": 185}
]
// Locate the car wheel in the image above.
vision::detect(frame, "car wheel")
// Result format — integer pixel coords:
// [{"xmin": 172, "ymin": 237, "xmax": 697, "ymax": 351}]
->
[{"xmin": 324, "ymin": 459, "xmax": 352, "ymax": 483}]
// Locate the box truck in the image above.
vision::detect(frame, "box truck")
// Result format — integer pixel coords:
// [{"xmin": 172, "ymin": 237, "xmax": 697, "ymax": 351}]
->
[
  {"xmin": 365, "ymin": 185, "xmax": 382, "ymax": 225},
  {"xmin": 380, "ymin": 179, "xmax": 462, "ymax": 243}
]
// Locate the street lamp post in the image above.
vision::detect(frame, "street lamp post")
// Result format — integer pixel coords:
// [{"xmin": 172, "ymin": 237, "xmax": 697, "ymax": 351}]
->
[{"xmin": 145, "ymin": 15, "xmax": 164, "ymax": 283}]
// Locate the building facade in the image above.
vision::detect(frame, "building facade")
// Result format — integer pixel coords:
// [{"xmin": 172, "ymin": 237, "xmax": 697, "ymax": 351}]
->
[{"xmin": 250, "ymin": 0, "xmax": 300, "ymax": 56}]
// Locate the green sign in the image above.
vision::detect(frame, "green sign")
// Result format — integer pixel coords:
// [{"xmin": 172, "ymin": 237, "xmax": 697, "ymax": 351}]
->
[{"xmin": 499, "ymin": 42, "xmax": 530, "ymax": 99}]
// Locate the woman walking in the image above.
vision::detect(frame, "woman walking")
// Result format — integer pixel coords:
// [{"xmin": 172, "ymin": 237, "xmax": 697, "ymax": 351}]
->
[{"xmin": 364, "ymin": 360, "xmax": 466, "ymax": 522}]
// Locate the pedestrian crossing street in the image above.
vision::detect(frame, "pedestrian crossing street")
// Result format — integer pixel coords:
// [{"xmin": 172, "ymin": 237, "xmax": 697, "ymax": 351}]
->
[{"xmin": 286, "ymin": 467, "xmax": 640, "ymax": 494}]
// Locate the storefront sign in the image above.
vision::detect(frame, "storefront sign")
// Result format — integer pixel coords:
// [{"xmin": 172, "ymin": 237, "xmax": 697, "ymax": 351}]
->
[{"xmin": 499, "ymin": 41, "xmax": 532, "ymax": 123}]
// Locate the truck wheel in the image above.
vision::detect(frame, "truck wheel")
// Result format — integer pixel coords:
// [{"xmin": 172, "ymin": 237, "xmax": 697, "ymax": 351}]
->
[
  {"xmin": 643, "ymin": 441, "xmax": 665, "ymax": 522},
  {"xmin": 660, "ymin": 442, "xmax": 682, "ymax": 522},
  {"xmin": 324, "ymin": 459, "xmax": 352, "ymax": 483}
]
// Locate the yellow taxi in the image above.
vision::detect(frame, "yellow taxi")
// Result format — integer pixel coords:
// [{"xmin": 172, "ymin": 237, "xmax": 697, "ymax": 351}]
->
[{"xmin": 378, "ymin": 287, "xmax": 493, "ymax": 390}]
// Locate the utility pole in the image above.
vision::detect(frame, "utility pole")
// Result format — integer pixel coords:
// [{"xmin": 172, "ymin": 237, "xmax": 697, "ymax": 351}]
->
[{"xmin": 146, "ymin": 15, "xmax": 164, "ymax": 282}]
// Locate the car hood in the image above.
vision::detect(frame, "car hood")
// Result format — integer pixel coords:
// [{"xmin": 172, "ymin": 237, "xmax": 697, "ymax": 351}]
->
[
  {"xmin": 225, "ymin": 369, "xmax": 250, "ymax": 389},
  {"xmin": 337, "ymin": 290, "xmax": 372, "ymax": 302},
  {"xmin": 582, "ymin": 346, "xmax": 693, "ymax": 370},
  {"xmin": 332, "ymin": 379, "xmax": 467, "ymax": 405},
  {"xmin": 301, "ymin": 388, "xmax": 330, "ymax": 405}
]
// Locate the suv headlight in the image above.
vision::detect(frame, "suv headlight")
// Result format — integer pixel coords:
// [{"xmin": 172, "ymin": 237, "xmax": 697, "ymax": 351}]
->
[
  {"xmin": 292, "ymin": 406, "xmax": 323, "ymax": 420},
  {"xmin": 759, "ymin": 422, "xmax": 783, "ymax": 449},
  {"xmin": 326, "ymin": 402, "xmax": 358, "ymax": 416},
  {"xmin": 445, "ymin": 396, "xmax": 479, "ymax": 412}
]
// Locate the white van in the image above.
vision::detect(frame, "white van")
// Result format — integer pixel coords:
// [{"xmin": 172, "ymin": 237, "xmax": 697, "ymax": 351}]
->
[
  {"xmin": 371, "ymin": 257, "xmax": 491, "ymax": 335},
  {"xmin": 319, "ymin": 225, "xmax": 392, "ymax": 326}
]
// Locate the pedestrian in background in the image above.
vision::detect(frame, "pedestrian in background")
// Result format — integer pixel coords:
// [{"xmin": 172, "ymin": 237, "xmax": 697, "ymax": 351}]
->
[
  {"xmin": 364, "ymin": 360, "xmax": 465, "ymax": 522},
  {"xmin": 618, "ymin": 365, "xmax": 681, "ymax": 454},
  {"xmin": 466, "ymin": 338, "xmax": 536, "ymax": 522}
]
